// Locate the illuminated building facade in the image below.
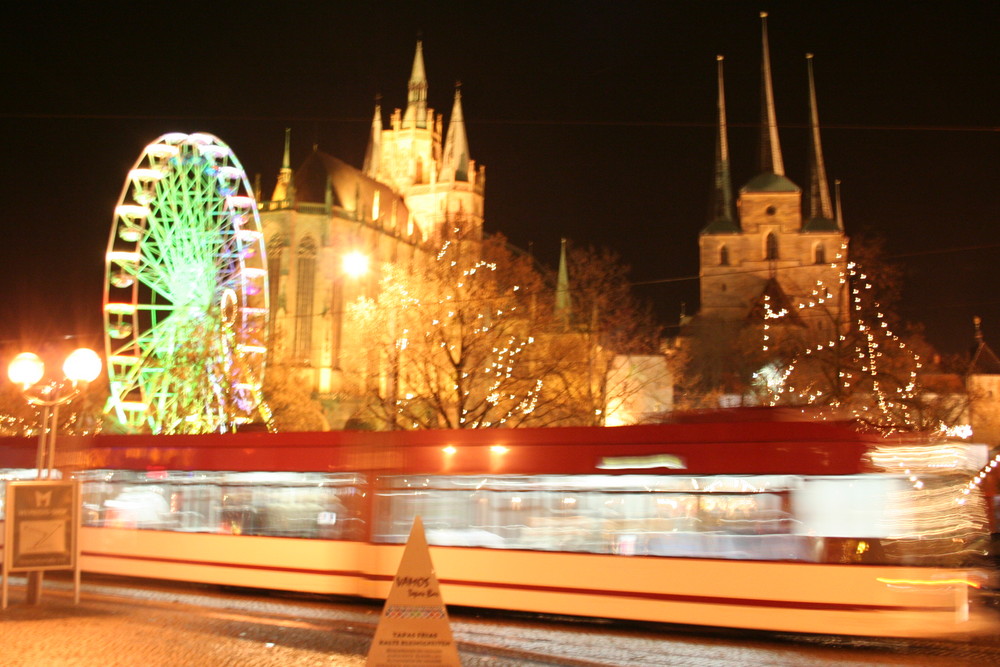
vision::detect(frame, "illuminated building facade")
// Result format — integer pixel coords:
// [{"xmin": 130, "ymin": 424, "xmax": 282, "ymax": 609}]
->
[
  {"xmin": 259, "ymin": 41, "xmax": 483, "ymax": 427},
  {"xmin": 698, "ymin": 15, "xmax": 847, "ymax": 339}
]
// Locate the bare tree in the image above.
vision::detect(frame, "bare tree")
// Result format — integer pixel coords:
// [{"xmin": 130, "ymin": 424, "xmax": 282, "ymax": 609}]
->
[
  {"xmin": 681, "ymin": 232, "xmax": 966, "ymax": 433},
  {"xmin": 261, "ymin": 364, "xmax": 328, "ymax": 433},
  {"xmin": 347, "ymin": 232, "xmax": 546, "ymax": 429},
  {"xmin": 535, "ymin": 243, "xmax": 670, "ymax": 426}
]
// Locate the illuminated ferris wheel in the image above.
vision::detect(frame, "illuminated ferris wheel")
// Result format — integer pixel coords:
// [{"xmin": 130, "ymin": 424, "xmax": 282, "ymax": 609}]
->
[{"xmin": 103, "ymin": 132, "xmax": 269, "ymax": 434}]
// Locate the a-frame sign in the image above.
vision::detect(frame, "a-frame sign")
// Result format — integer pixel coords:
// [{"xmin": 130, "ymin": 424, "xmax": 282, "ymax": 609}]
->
[{"xmin": 366, "ymin": 516, "xmax": 461, "ymax": 666}]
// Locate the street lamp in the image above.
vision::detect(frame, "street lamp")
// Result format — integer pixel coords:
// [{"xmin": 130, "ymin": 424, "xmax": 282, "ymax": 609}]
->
[
  {"xmin": 6, "ymin": 347, "xmax": 100, "ymax": 605},
  {"xmin": 342, "ymin": 249, "xmax": 370, "ymax": 278},
  {"xmin": 7, "ymin": 347, "xmax": 102, "ymax": 479}
]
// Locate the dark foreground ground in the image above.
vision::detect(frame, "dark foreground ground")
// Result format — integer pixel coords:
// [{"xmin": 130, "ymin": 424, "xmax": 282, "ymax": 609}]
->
[{"xmin": 0, "ymin": 574, "xmax": 997, "ymax": 666}]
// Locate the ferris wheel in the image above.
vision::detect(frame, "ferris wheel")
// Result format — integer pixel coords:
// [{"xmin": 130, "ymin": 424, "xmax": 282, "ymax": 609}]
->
[{"xmin": 103, "ymin": 132, "xmax": 269, "ymax": 434}]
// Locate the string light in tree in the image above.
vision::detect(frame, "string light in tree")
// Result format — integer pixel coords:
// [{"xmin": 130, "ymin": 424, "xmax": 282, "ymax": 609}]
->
[{"xmin": 757, "ymin": 243, "xmax": 928, "ymax": 433}]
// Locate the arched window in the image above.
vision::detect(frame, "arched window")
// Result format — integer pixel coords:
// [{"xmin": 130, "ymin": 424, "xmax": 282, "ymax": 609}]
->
[
  {"xmin": 719, "ymin": 245, "xmax": 730, "ymax": 266},
  {"xmin": 267, "ymin": 234, "xmax": 284, "ymax": 342},
  {"xmin": 814, "ymin": 243, "xmax": 826, "ymax": 264},
  {"xmin": 765, "ymin": 233, "xmax": 779, "ymax": 260},
  {"xmin": 294, "ymin": 236, "xmax": 317, "ymax": 362}
]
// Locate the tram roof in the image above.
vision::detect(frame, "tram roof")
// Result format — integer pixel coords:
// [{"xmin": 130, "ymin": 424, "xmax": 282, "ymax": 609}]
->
[{"xmin": 0, "ymin": 409, "xmax": 955, "ymax": 477}]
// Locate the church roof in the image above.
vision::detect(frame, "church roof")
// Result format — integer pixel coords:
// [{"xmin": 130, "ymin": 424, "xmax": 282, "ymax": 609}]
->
[
  {"xmin": 293, "ymin": 149, "xmax": 409, "ymax": 221},
  {"xmin": 702, "ymin": 217, "xmax": 741, "ymax": 234},
  {"xmin": 969, "ymin": 340, "xmax": 1000, "ymax": 375},
  {"xmin": 741, "ymin": 172, "xmax": 800, "ymax": 193},
  {"xmin": 802, "ymin": 216, "xmax": 840, "ymax": 233}
]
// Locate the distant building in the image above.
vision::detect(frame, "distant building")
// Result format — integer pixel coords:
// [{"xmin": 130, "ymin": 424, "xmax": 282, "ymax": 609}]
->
[
  {"xmin": 697, "ymin": 14, "xmax": 847, "ymax": 342},
  {"xmin": 259, "ymin": 42, "xmax": 483, "ymax": 428},
  {"xmin": 968, "ymin": 317, "xmax": 1000, "ymax": 447}
]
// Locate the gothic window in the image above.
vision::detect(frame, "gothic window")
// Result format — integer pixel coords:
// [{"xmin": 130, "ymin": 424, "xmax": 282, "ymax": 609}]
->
[
  {"xmin": 765, "ymin": 233, "xmax": 779, "ymax": 260},
  {"xmin": 294, "ymin": 236, "xmax": 317, "ymax": 362},
  {"xmin": 719, "ymin": 245, "xmax": 730, "ymax": 266},
  {"xmin": 814, "ymin": 243, "xmax": 826, "ymax": 264},
  {"xmin": 267, "ymin": 234, "xmax": 283, "ymax": 341}
]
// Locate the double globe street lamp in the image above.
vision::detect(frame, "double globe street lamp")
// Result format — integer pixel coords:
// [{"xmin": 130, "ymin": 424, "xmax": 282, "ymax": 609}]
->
[
  {"xmin": 6, "ymin": 347, "xmax": 101, "ymax": 604},
  {"xmin": 7, "ymin": 348, "xmax": 103, "ymax": 479}
]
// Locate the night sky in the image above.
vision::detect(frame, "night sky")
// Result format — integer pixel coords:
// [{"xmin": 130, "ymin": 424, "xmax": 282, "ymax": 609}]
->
[{"xmin": 0, "ymin": 2, "xmax": 996, "ymax": 358}]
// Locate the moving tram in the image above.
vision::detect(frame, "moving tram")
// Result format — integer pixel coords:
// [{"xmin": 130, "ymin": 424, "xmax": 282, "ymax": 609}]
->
[{"xmin": 0, "ymin": 410, "xmax": 992, "ymax": 637}]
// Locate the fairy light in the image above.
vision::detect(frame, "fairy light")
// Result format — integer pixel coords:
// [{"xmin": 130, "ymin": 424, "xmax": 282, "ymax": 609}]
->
[
  {"xmin": 754, "ymin": 243, "xmax": 930, "ymax": 432},
  {"xmin": 350, "ymin": 235, "xmax": 542, "ymax": 430}
]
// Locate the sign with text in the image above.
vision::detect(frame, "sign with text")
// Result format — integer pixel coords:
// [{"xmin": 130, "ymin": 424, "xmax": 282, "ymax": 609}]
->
[
  {"xmin": 366, "ymin": 516, "xmax": 461, "ymax": 666},
  {"xmin": 5, "ymin": 480, "xmax": 78, "ymax": 571}
]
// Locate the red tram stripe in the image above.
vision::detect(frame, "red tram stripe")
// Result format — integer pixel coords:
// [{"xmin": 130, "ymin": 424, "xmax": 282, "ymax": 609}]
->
[
  {"xmin": 81, "ymin": 551, "xmax": 363, "ymax": 579},
  {"xmin": 81, "ymin": 551, "xmax": 952, "ymax": 614}
]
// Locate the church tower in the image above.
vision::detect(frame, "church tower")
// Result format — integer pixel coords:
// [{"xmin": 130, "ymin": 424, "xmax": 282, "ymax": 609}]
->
[
  {"xmin": 375, "ymin": 42, "xmax": 486, "ymax": 241},
  {"xmin": 257, "ymin": 40, "xmax": 487, "ymax": 428},
  {"xmin": 698, "ymin": 13, "xmax": 847, "ymax": 339}
]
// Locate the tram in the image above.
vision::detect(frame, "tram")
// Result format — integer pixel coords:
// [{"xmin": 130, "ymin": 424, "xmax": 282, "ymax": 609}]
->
[{"xmin": 0, "ymin": 410, "xmax": 992, "ymax": 637}]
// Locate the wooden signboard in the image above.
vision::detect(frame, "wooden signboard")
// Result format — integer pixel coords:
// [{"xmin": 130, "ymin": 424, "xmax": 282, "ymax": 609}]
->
[{"xmin": 367, "ymin": 516, "xmax": 462, "ymax": 666}]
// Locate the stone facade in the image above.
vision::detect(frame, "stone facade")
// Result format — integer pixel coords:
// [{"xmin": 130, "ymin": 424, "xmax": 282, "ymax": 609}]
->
[
  {"xmin": 258, "ymin": 42, "xmax": 483, "ymax": 428},
  {"xmin": 697, "ymin": 24, "xmax": 847, "ymax": 341}
]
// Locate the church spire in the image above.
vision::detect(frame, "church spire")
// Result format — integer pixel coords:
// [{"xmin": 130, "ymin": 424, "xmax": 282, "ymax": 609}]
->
[
  {"xmin": 758, "ymin": 11, "xmax": 785, "ymax": 176},
  {"xmin": 555, "ymin": 238, "xmax": 572, "ymax": 327},
  {"xmin": 270, "ymin": 127, "xmax": 294, "ymax": 203},
  {"xmin": 806, "ymin": 54, "xmax": 834, "ymax": 222},
  {"xmin": 705, "ymin": 55, "xmax": 737, "ymax": 233},
  {"xmin": 402, "ymin": 40, "xmax": 428, "ymax": 129},
  {"xmin": 362, "ymin": 100, "xmax": 383, "ymax": 179},
  {"xmin": 834, "ymin": 178, "xmax": 845, "ymax": 231},
  {"xmin": 439, "ymin": 83, "xmax": 470, "ymax": 182}
]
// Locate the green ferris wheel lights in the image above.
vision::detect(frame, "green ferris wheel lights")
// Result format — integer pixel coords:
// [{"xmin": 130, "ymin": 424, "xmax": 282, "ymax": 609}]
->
[{"xmin": 103, "ymin": 133, "xmax": 269, "ymax": 434}]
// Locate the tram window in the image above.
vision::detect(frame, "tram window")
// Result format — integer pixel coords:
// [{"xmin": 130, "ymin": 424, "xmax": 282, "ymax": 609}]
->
[
  {"xmin": 373, "ymin": 474, "xmax": 808, "ymax": 560},
  {"xmin": 76, "ymin": 470, "xmax": 366, "ymax": 540}
]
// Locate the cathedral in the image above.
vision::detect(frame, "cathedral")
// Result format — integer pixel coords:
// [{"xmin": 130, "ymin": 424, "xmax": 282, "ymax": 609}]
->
[
  {"xmin": 257, "ymin": 19, "xmax": 850, "ymax": 427},
  {"xmin": 259, "ymin": 41, "xmax": 484, "ymax": 428},
  {"xmin": 697, "ymin": 13, "xmax": 847, "ymax": 341}
]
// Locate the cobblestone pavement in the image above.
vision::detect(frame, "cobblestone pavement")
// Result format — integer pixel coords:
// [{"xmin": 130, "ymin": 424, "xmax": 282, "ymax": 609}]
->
[{"xmin": 0, "ymin": 575, "xmax": 997, "ymax": 666}]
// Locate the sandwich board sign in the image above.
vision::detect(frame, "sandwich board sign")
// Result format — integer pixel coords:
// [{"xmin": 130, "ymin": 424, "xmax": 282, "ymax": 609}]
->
[
  {"xmin": 366, "ymin": 516, "xmax": 461, "ymax": 666},
  {"xmin": 2, "ymin": 480, "xmax": 81, "ymax": 608}
]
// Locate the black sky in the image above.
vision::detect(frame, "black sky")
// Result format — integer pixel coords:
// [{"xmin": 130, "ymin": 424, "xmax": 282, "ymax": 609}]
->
[{"xmin": 0, "ymin": 2, "xmax": 996, "ymax": 357}]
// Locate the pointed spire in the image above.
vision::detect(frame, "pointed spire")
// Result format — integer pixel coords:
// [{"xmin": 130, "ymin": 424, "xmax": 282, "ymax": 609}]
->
[
  {"xmin": 834, "ymin": 178, "xmax": 845, "ymax": 230},
  {"xmin": 362, "ymin": 100, "xmax": 383, "ymax": 179},
  {"xmin": 806, "ymin": 54, "xmax": 834, "ymax": 221},
  {"xmin": 758, "ymin": 12, "xmax": 785, "ymax": 176},
  {"xmin": 440, "ymin": 83, "xmax": 470, "ymax": 182},
  {"xmin": 705, "ymin": 55, "xmax": 738, "ymax": 233},
  {"xmin": 969, "ymin": 316, "xmax": 1000, "ymax": 375},
  {"xmin": 281, "ymin": 127, "xmax": 291, "ymax": 169},
  {"xmin": 402, "ymin": 40, "xmax": 428, "ymax": 129},
  {"xmin": 271, "ymin": 127, "xmax": 294, "ymax": 202},
  {"xmin": 555, "ymin": 238, "xmax": 572, "ymax": 326}
]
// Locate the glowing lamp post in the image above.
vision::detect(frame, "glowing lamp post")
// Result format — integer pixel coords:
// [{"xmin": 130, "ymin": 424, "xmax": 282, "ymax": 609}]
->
[
  {"xmin": 342, "ymin": 250, "xmax": 370, "ymax": 278},
  {"xmin": 6, "ymin": 347, "xmax": 100, "ymax": 605},
  {"xmin": 7, "ymin": 348, "xmax": 102, "ymax": 479},
  {"xmin": 329, "ymin": 250, "xmax": 370, "ymax": 378}
]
